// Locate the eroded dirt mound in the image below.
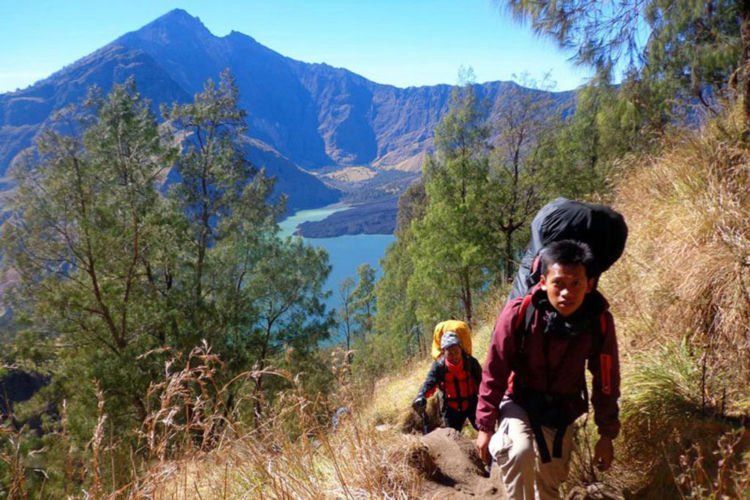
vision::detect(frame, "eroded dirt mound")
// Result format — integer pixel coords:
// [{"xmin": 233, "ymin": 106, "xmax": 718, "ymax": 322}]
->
[
  {"xmin": 417, "ymin": 427, "xmax": 506, "ymax": 499},
  {"xmin": 398, "ymin": 398, "xmax": 442, "ymax": 434}
]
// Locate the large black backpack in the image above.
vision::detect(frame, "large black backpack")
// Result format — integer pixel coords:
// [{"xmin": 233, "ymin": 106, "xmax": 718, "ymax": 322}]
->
[{"xmin": 509, "ymin": 198, "xmax": 628, "ymax": 301}]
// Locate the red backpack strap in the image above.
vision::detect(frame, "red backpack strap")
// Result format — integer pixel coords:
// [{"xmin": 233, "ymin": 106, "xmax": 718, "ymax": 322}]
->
[
  {"xmin": 507, "ymin": 294, "xmax": 534, "ymax": 391},
  {"xmin": 513, "ymin": 294, "xmax": 534, "ymax": 333}
]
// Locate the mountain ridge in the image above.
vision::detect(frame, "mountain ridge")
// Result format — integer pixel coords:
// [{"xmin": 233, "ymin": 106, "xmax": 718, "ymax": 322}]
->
[{"xmin": 0, "ymin": 8, "xmax": 576, "ymax": 216}]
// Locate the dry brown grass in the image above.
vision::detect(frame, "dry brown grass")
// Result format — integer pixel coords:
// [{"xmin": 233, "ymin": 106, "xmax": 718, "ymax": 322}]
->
[
  {"xmin": 131, "ymin": 340, "xmax": 439, "ymax": 499},
  {"xmin": 607, "ymin": 105, "xmax": 750, "ymax": 402},
  {"xmin": 598, "ymin": 104, "xmax": 750, "ymax": 497},
  {"xmin": 145, "ymin": 320, "xmax": 504, "ymax": 498},
  {"xmin": 0, "ymin": 423, "xmax": 28, "ymax": 498},
  {"xmin": 146, "ymin": 411, "xmax": 428, "ymax": 499},
  {"xmin": 0, "ymin": 338, "xmax": 441, "ymax": 498}
]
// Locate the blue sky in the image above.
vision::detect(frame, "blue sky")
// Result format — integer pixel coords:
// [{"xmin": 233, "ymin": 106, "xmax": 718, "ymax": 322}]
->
[{"xmin": 0, "ymin": 0, "xmax": 594, "ymax": 93}]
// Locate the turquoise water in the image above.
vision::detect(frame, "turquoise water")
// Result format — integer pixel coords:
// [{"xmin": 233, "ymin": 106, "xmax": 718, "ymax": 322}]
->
[
  {"xmin": 279, "ymin": 203, "xmax": 350, "ymax": 237},
  {"xmin": 279, "ymin": 204, "xmax": 395, "ymax": 311}
]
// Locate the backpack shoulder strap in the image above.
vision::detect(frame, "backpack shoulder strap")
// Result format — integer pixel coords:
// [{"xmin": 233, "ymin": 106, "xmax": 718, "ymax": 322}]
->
[
  {"xmin": 512, "ymin": 294, "xmax": 533, "ymax": 331},
  {"xmin": 592, "ymin": 311, "xmax": 615, "ymax": 396},
  {"xmin": 512, "ymin": 294, "xmax": 535, "ymax": 357}
]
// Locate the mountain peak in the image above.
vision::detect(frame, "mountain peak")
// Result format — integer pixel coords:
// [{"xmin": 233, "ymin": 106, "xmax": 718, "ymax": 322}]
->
[
  {"xmin": 128, "ymin": 8, "xmax": 212, "ymax": 41},
  {"xmin": 153, "ymin": 8, "xmax": 204, "ymax": 27}
]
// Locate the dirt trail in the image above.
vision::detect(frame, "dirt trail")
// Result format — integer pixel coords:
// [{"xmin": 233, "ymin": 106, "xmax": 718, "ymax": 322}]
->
[{"xmin": 418, "ymin": 428, "xmax": 507, "ymax": 499}]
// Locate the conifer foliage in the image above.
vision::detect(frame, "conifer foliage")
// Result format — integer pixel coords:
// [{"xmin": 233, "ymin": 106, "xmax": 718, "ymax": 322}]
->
[
  {"xmin": 373, "ymin": 80, "xmax": 570, "ymax": 359},
  {"xmin": 0, "ymin": 73, "xmax": 332, "ymax": 493},
  {"xmin": 501, "ymin": 1, "xmax": 750, "ymax": 122}
]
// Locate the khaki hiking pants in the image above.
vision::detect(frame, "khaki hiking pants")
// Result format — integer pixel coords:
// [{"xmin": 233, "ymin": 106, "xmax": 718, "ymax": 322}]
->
[{"xmin": 488, "ymin": 400, "xmax": 573, "ymax": 500}]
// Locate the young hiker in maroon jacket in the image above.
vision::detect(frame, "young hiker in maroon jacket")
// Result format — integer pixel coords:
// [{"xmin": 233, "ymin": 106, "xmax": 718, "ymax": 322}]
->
[{"xmin": 475, "ymin": 240, "xmax": 620, "ymax": 499}]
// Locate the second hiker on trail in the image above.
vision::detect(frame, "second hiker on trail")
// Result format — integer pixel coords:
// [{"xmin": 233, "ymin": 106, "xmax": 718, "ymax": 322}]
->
[
  {"xmin": 413, "ymin": 330, "xmax": 482, "ymax": 432},
  {"xmin": 475, "ymin": 240, "xmax": 621, "ymax": 500}
]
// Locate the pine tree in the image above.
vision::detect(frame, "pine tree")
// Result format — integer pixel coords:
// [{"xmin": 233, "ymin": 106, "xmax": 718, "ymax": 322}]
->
[
  {"xmin": 1, "ymin": 73, "xmax": 334, "ymax": 490},
  {"xmin": 500, "ymin": 1, "xmax": 750, "ymax": 123},
  {"xmin": 351, "ymin": 263, "xmax": 376, "ymax": 337},
  {"xmin": 3, "ymin": 79, "xmax": 176, "ymax": 428},
  {"xmin": 338, "ymin": 277, "xmax": 356, "ymax": 351},
  {"xmin": 408, "ymin": 84, "xmax": 497, "ymax": 326},
  {"xmin": 486, "ymin": 74, "xmax": 559, "ymax": 281}
]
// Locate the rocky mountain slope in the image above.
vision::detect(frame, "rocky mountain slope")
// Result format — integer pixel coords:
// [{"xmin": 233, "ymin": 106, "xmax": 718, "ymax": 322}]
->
[{"xmin": 0, "ymin": 8, "xmax": 575, "ymax": 220}]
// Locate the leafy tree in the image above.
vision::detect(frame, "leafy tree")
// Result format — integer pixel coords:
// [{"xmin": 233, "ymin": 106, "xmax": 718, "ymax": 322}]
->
[
  {"xmin": 371, "ymin": 181, "xmax": 427, "ymax": 359},
  {"xmin": 338, "ymin": 264, "xmax": 376, "ymax": 367},
  {"xmin": 2, "ymin": 80, "xmax": 175, "ymax": 427},
  {"xmin": 486, "ymin": 75, "xmax": 560, "ymax": 281},
  {"xmin": 373, "ymin": 220, "xmax": 424, "ymax": 363},
  {"xmin": 530, "ymin": 71, "xmax": 644, "ymax": 200},
  {"xmin": 374, "ymin": 77, "xmax": 572, "ymax": 358},
  {"xmin": 243, "ymin": 237, "xmax": 332, "ymax": 419},
  {"xmin": 162, "ymin": 72, "xmax": 334, "ymax": 419},
  {"xmin": 338, "ymin": 276, "xmax": 356, "ymax": 351},
  {"xmin": 395, "ymin": 180, "xmax": 426, "ymax": 233},
  {"xmin": 162, "ymin": 70, "xmax": 256, "ymax": 346},
  {"xmin": 374, "ymin": 231, "xmax": 421, "ymax": 354}
]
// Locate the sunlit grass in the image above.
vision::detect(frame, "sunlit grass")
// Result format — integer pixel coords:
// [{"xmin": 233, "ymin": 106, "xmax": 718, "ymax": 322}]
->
[
  {"xmin": 598, "ymin": 103, "xmax": 750, "ymax": 496},
  {"xmin": 364, "ymin": 322, "xmax": 493, "ymax": 430},
  {"xmin": 145, "ymin": 105, "xmax": 750, "ymax": 498}
]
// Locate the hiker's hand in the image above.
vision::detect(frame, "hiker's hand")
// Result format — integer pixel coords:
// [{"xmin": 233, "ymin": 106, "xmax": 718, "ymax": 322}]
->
[
  {"xmin": 594, "ymin": 437, "xmax": 614, "ymax": 471},
  {"xmin": 476, "ymin": 430, "xmax": 493, "ymax": 465},
  {"xmin": 412, "ymin": 397, "xmax": 426, "ymax": 410}
]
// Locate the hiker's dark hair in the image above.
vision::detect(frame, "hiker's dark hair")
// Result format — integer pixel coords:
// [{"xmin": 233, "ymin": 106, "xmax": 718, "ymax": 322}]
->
[{"xmin": 540, "ymin": 240, "xmax": 595, "ymax": 277}]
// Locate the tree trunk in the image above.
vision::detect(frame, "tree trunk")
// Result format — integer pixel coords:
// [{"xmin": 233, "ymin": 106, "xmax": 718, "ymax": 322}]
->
[
  {"xmin": 461, "ymin": 270, "xmax": 473, "ymax": 327},
  {"xmin": 252, "ymin": 323, "xmax": 273, "ymax": 427},
  {"xmin": 505, "ymin": 230, "xmax": 515, "ymax": 283}
]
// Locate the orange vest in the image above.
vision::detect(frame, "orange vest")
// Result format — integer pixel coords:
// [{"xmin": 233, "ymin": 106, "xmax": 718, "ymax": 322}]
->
[{"xmin": 441, "ymin": 360, "xmax": 477, "ymax": 412}]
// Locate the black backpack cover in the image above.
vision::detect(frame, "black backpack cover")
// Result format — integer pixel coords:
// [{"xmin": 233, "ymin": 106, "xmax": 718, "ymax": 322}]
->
[{"xmin": 509, "ymin": 198, "xmax": 628, "ymax": 301}]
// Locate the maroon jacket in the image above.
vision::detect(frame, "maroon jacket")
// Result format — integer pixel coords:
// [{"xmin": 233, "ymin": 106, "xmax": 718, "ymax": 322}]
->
[{"xmin": 476, "ymin": 286, "xmax": 621, "ymax": 439}]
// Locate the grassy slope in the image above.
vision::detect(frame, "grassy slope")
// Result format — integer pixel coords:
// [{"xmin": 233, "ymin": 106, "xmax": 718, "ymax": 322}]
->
[
  {"xmin": 361, "ymin": 105, "xmax": 750, "ymax": 498},
  {"xmin": 147, "ymin": 324, "xmax": 495, "ymax": 498},
  {"xmin": 599, "ymin": 106, "xmax": 750, "ymax": 497},
  {"xmin": 364, "ymin": 322, "xmax": 494, "ymax": 428},
  {"xmin": 151, "ymin": 107, "xmax": 750, "ymax": 498}
]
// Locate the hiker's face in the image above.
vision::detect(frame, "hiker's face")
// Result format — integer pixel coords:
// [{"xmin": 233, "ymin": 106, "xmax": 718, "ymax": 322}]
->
[
  {"xmin": 541, "ymin": 263, "xmax": 594, "ymax": 317},
  {"xmin": 444, "ymin": 344, "xmax": 462, "ymax": 364}
]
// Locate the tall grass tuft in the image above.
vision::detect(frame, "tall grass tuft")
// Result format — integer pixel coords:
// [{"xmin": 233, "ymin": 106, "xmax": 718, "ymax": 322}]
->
[
  {"xmin": 145, "ymin": 378, "xmax": 428, "ymax": 498},
  {"xmin": 608, "ymin": 105, "xmax": 750, "ymax": 410},
  {"xmin": 600, "ymin": 103, "xmax": 750, "ymax": 496}
]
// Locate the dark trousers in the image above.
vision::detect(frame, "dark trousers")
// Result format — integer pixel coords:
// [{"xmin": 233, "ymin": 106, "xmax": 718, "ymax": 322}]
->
[{"xmin": 442, "ymin": 404, "xmax": 478, "ymax": 431}]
